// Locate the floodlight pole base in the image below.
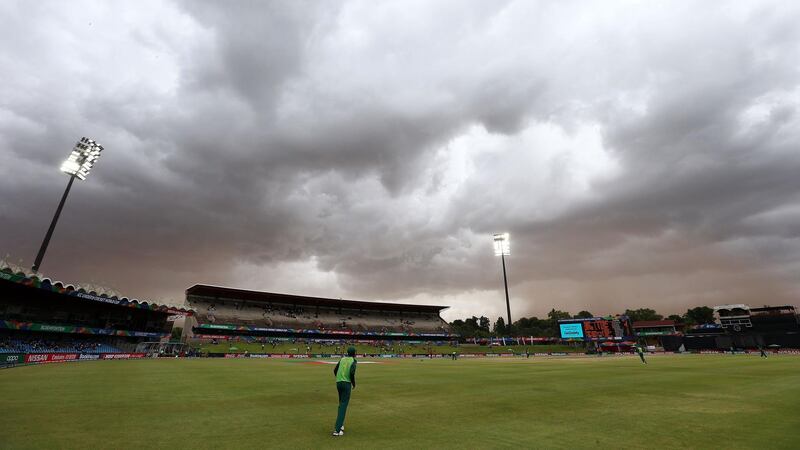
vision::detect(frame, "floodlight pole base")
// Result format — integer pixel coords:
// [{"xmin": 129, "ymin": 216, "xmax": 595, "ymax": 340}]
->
[{"xmin": 32, "ymin": 175, "xmax": 76, "ymax": 273}]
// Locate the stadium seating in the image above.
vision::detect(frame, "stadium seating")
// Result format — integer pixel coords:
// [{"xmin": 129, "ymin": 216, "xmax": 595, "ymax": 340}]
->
[
  {"xmin": 189, "ymin": 296, "xmax": 452, "ymax": 335},
  {"xmin": 0, "ymin": 335, "xmax": 122, "ymax": 354}
]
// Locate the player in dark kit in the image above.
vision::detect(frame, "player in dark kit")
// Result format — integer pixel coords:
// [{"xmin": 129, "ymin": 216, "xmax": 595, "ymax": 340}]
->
[
  {"xmin": 635, "ymin": 344, "xmax": 647, "ymax": 364},
  {"xmin": 332, "ymin": 346, "xmax": 357, "ymax": 436},
  {"xmin": 759, "ymin": 346, "xmax": 768, "ymax": 358}
]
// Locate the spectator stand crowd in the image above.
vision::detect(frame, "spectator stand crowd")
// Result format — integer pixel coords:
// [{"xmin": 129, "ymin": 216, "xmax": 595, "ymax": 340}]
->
[{"xmin": 0, "ymin": 333, "xmax": 121, "ymax": 354}]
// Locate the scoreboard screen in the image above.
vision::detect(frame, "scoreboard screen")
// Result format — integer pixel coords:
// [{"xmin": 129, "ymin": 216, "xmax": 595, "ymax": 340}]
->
[
  {"xmin": 558, "ymin": 317, "xmax": 633, "ymax": 340},
  {"xmin": 559, "ymin": 323, "xmax": 584, "ymax": 339}
]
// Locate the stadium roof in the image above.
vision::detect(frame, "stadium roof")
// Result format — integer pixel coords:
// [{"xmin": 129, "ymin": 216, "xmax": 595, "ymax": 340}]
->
[
  {"xmin": 713, "ymin": 304, "xmax": 750, "ymax": 312},
  {"xmin": 185, "ymin": 284, "xmax": 449, "ymax": 313},
  {"xmin": 0, "ymin": 266, "xmax": 192, "ymax": 315}
]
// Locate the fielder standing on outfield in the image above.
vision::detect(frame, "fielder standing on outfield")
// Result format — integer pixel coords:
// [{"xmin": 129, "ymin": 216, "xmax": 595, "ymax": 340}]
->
[
  {"xmin": 332, "ymin": 346, "xmax": 357, "ymax": 436},
  {"xmin": 635, "ymin": 344, "xmax": 647, "ymax": 364}
]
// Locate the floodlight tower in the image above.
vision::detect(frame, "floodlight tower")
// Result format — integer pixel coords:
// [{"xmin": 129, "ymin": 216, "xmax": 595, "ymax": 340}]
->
[
  {"xmin": 31, "ymin": 137, "xmax": 104, "ymax": 273},
  {"xmin": 493, "ymin": 233, "xmax": 512, "ymax": 331}
]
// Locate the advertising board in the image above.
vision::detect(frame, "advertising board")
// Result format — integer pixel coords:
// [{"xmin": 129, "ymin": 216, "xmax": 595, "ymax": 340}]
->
[
  {"xmin": 99, "ymin": 353, "xmax": 146, "ymax": 360},
  {"xmin": 24, "ymin": 353, "xmax": 79, "ymax": 363},
  {"xmin": 0, "ymin": 353, "xmax": 23, "ymax": 366}
]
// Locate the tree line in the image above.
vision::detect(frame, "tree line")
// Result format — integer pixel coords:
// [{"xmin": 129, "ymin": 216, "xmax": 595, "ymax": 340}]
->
[{"xmin": 449, "ymin": 306, "xmax": 715, "ymax": 338}]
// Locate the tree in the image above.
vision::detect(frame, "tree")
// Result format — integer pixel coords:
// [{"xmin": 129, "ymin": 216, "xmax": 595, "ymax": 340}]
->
[
  {"xmin": 574, "ymin": 310, "xmax": 594, "ymax": 319},
  {"xmin": 513, "ymin": 316, "xmax": 550, "ymax": 337},
  {"xmin": 666, "ymin": 314, "xmax": 683, "ymax": 323},
  {"xmin": 493, "ymin": 317, "xmax": 507, "ymax": 335},
  {"xmin": 547, "ymin": 309, "xmax": 571, "ymax": 322},
  {"xmin": 624, "ymin": 308, "xmax": 663, "ymax": 322},
  {"xmin": 450, "ymin": 317, "xmax": 491, "ymax": 338},
  {"xmin": 684, "ymin": 306, "xmax": 714, "ymax": 325},
  {"xmin": 479, "ymin": 316, "xmax": 491, "ymax": 332}
]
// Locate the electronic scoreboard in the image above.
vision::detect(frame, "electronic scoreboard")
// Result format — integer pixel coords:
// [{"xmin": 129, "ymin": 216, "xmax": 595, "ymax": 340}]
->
[{"xmin": 558, "ymin": 316, "xmax": 633, "ymax": 341}]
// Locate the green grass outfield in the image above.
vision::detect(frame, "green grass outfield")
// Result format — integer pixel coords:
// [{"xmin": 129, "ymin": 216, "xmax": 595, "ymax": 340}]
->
[{"xmin": 2, "ymin": 354, "xmax": 799, "ymax": 449}]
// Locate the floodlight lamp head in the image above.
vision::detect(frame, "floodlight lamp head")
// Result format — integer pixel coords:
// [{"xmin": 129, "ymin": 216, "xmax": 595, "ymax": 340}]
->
[
  {"xmin": 493, "ymin": 232, "xmax": 510, "ymax": 256},
  {"xmin": 60, "ymin": 137, "xmax": 104, "ymax": 180}
]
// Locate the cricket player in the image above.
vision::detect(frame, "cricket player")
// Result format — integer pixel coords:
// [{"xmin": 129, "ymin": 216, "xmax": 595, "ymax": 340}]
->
[
  {"xmin": 635, "ymin": 344, "xmax": 647, "ymax": 364},
  {"xmin": 332, "ymin": 346, "xmax": 357, "ymax": 436},
  {"xmin": 759, "ymin": 346, "xmax": 768, "ymax": 358}
]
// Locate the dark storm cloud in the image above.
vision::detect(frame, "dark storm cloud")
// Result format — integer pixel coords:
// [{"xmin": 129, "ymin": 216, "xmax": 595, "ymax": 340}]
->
[{"xmin": 1, "ymin": 1, "xmax": 799, "ymax": 319}]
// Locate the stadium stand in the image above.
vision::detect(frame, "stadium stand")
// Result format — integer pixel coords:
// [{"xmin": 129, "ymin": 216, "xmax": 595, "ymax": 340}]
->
[
  {"xmin": 0, "ymin": 333, "xmax": 121, "ymax": 354},
  {"xmin": 711, "ymin": 304, "xmax": 800, "ymax": 349},
  {"xmin": 632, "ymin": 320, "xmax": 680, "ymax": 348},
  {"xmin": 668, "ymin": 305, "xmax": 800, "ymax": 351},
  {"xmin": 185, "ymin": 284, "xmax": 454, "ymax": 342},
  {"xmin": 715, "ymin": 304, "xmax": 800, "ymax": 333},
  {"xmin": 0, "ymin": 264, "xmax": 191, "ymax": 356}
]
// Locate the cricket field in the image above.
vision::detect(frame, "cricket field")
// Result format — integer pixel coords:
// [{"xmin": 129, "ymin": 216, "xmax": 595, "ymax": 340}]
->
[{"xmin": 2, "ymin": 354, "xmax": 799, "ymax": 449}]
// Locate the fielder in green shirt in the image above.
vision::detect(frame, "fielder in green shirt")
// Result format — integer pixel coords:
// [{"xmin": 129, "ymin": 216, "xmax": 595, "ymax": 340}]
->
[
  {"xmin": 332, "ymin": 346, "xmax": 357, "ymax": 436},
  {"xmin": 635, "ymin": 344, "xmax": 647, "ymax": 364}
]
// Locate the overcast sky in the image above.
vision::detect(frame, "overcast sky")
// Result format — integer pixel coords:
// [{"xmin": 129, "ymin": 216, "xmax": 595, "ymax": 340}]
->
[{"xmin": 1, "ymin": 1, "xmax": 799, "ymax": 321}]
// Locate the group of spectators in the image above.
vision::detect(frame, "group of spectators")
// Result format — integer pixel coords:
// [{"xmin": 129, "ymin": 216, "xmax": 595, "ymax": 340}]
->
[
  {"xmin": 198, "ymin": 298, "xmax": 450, "ymax": 335},
  {"xmin": 0, "ymin": 334, "xmax": 116, "ymax": 353},
  {"xmin": 206, "ymin": 301, "xmax": 311, "ymax": 323},
  {"xmin": 0, "ymin": 336, "xmax": 14, "ymax": 352}
]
